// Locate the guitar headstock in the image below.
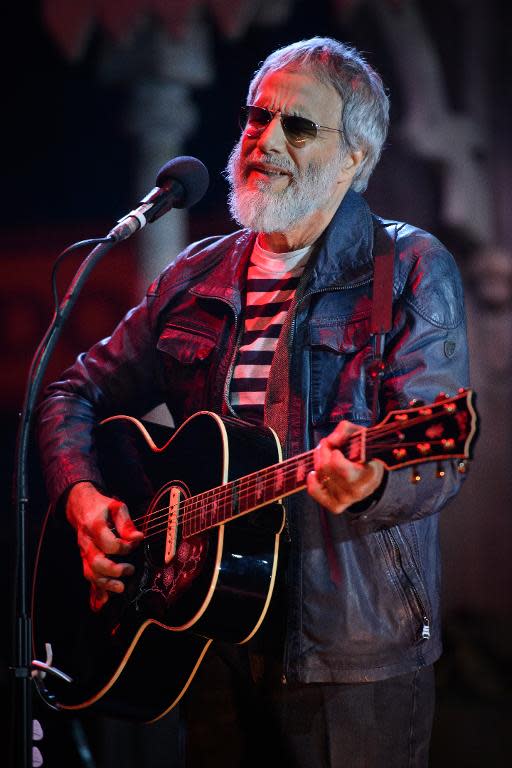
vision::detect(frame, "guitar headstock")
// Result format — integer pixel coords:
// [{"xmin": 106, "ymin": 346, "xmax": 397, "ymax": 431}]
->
[{"xmin": 368, "ymin": 389, "xmax": 479, "ymax": 471}]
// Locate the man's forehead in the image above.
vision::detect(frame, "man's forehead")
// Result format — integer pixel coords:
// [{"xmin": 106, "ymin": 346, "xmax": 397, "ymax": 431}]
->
[{"xmin": 252, "ymin": 68, "xmax": 341, "ymax": 119}]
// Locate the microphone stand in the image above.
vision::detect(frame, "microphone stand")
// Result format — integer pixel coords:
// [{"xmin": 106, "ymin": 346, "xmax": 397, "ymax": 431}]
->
[
  {"xmin": 11, "ymin": 154, "xmax": 209, "ymax": 767},
  {"xmin": 12, "ymin": 235, "xmax": 118, "ymax": 768}
]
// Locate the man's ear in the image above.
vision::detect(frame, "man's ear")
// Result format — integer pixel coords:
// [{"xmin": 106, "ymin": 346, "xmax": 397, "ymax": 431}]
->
[{"xmin": 341, "ymin": 148, "xmax": 365, "ymax": 175}]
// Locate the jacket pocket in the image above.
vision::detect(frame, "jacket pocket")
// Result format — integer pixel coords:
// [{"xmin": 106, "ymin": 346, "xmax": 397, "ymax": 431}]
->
[
  {"xmin": 379, "ymin": 525, "xmax": 432, "ymax": 644},
  {"xmin": 308, "ymin": 315, "xmax": 373, "ymax": 426},
  {"xmin": 156, "ymin": 320, "xmax": 220, "ymax": 421},
  {"xmin": 157, "ymin": 321, "xmax": 218, "ymax": 364}
]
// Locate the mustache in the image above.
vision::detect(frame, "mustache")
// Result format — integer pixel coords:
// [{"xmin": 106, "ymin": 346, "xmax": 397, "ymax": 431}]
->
[{"xmin": 244, "ymin": 152, "xmax": 296, "ymax": 176}]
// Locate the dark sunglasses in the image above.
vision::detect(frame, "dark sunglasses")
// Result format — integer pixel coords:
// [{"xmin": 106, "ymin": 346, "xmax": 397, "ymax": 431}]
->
[{"xmin": 239, "ymin": 104, "xmax": 343, "ymax": 148}]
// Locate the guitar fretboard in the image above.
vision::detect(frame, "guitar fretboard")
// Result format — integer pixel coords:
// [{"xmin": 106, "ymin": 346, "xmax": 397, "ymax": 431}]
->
[
  {"xmin": 177, "ymin": 389, "xmax": 476, "ymax": 539},
  {"xmin": 181, "ymin": 439, "xmax": 363, "ymax": 537}
]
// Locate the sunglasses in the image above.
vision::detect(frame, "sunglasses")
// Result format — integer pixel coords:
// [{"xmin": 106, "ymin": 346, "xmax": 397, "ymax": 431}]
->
[{"xmin": 239, "ymin": 104, "xmax": 343, "ymax": 148}]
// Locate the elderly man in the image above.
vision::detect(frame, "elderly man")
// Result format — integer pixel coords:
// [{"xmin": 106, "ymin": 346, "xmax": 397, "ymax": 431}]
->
[{"xmin": 37, "ymin": 37, "xmax": 469, "ymax": 768}]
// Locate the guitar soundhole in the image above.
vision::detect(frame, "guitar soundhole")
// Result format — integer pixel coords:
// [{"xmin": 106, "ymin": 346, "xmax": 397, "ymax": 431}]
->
[{"xmin": 137, "ymin": 482, "xmax": 208, "ymax": 608}]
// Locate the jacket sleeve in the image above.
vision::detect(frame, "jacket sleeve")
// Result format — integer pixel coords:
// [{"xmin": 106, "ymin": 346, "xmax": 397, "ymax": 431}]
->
[
  {"xmin": 348, "ymin": 238, "xmax": 471, "ymax": 529},
  {"xmin": 36, "ymin": 292, "xmax": 163, "ymax": 506},
  {"xmin": 36, "ymin": 231, "xmax": 242, "ymax": 507}
]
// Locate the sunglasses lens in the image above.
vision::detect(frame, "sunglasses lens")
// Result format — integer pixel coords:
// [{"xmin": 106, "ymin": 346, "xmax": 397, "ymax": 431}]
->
[
  {"xmin": 240, "ymin": 106, "xmax": 318, "ymax": 146},
  {"xmin": 240, "ymin": 106, "xmax": 272, "ymax": 132},
  {"xmin": 282, "ymin": 116, "xmax": 317, "ymax": 146}
]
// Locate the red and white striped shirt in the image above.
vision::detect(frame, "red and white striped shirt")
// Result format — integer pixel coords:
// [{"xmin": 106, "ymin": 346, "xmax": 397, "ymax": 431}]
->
[{"xmin": 230, "ymin": 237, "xmax": 312, "ymax": 424}]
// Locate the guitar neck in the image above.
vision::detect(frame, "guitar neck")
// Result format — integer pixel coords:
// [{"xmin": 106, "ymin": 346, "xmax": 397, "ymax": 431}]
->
[
  {"xmin": 181, "ymin": 426, "xmax": 367, "ymax": 535},
  {"xmin": 180, "ymin": 389, "xmax": 477, "ymax": 538},
  {"xmin": 181, "ymin": 446, "xmax": 320, "ymax": 537}
]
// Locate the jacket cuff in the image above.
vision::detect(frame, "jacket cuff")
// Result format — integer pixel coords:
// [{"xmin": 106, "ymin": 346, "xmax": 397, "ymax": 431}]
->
[
  {"xmin": 48, "ymin": 469, "xmax": 105, "ymax": 510},
  {"xmin": 346, "ymin": 470, "xmax": 389, "ymax": 517}
]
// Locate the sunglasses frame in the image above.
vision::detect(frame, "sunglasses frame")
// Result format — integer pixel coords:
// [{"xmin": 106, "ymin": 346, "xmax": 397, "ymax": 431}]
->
[{"xmin": 240, "ymin": 104, "xmax": 343, "ymax": 147}]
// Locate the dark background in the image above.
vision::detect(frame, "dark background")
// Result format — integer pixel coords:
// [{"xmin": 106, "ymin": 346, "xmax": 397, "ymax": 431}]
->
[{"xmin": 3, "ymin": 1, "xmax": 511, "ymax": 766}]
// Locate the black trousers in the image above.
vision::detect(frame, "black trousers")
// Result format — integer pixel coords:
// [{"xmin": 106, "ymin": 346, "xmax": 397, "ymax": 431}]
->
[{"xmin": 181, "ymin": 642, "xmax": 435, "ymax": 768}]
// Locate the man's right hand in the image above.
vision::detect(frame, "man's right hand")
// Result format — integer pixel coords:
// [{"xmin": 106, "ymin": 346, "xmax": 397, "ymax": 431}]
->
[{"xmin": 65, "ymin": 481, "xmax": 144, "ymax": 611}]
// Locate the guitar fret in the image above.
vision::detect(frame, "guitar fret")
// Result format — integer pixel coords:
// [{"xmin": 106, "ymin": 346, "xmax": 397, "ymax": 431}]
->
[
  {"xmin": 231, "ymin": 482, "xmax": 239, "ymax": 520},
  {"xmin": 295, "ymin": 457, "xmax": 308, "ymax": 484},
  {"xmin": 255, "ymin": 475, "xmax": 265, "ymax": 502},
  {"xmin": 282, "ymin": 463, "xmax": 297, "ymax": 495},
  {"xmin": 241, "ymin": 475, "xmax": 261, "ymax": 514},
  {"xmin": 209, "ymin": 494, "xmax": 218, "ymax": 527},
  {"xmin": 202, "ymin": 491, "xmax": 214, "ymax": 530},
  {"xmin": 274, "ymin": 466, "xmax": 285, "ymax": 495},
  {"xmin": 183, "ymin": 499, "xmax": 190, "ymax": 537},
  {"xmin": 209, "ymin": 490, "xmax": 228, "ymax": 528}
]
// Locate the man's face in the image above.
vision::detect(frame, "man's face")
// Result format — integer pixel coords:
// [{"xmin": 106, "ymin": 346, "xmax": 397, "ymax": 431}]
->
[{"xmin": 226, "ymin": 68, "xmax": 351, "ymax": 234}]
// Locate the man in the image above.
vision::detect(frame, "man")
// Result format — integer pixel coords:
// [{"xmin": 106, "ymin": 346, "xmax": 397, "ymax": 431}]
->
[{"xmin": 37, "ymin": 37, "xmax": 469, "ymax": 767}]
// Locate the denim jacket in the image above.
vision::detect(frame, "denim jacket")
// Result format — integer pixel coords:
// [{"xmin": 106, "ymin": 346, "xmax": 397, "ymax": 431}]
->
[{"xmin": 37, "ymin": 190, "xmax": 470, "ymax": 683}]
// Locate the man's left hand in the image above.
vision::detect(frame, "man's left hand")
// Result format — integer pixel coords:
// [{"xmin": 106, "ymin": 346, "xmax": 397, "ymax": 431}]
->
[{"xmin": 307, "ymin": 420, "xmax": 385, "ymax": 514}]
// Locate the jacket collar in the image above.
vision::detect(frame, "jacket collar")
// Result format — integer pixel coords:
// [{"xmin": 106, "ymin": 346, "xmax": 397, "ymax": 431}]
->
[
  {"xmin": 307, "ymin": 189, "xmax": 375, "ymax": 292},
  {"xmin": 191, "ymin": 189, "xmax": 375, "ymax": 308},
  {"xmin": 190, "ymin": 229, "xmax": 256, "ymax": 314}
]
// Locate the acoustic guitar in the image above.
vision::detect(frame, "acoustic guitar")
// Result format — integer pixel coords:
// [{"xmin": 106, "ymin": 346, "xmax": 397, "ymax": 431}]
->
[{"xmin": 31, "ymin": 389, "xmax": 478, "ymax": 722}]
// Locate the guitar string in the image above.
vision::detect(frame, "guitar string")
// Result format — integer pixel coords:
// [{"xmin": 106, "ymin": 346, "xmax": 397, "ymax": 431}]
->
[
  {"xmin": 126, "ymin": 427, "xmax": 365, "ymax": 532},
  {"xmin": 124, "ymin": 432, "xmax": 361, "ymax": 531},
  {"xmin": 125, "ymin": 414, "xmax": 458, "ymax": 537},
  {"xmin": 141, "ymin": 431, "xmax": 373, "ymax": 534},
  {"xmin": 135, "ymin": 405, "xmax": 456, "ymax": 533},
  {"xmin": 141, "ymin": 451, "xmax": 317, "ymax": 537},
  {"xmin": 109, "ymin": 406, "xmax": 462, "ymax": 538},
  {"xmin": 140, "ymin": 437, "xmax": 456, "ymax": 542}
]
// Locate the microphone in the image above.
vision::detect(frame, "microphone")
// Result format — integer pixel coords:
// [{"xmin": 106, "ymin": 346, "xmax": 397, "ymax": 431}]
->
[{"xmin": 108, "ymin": 156, "xmax": 209, "ymax": 243}]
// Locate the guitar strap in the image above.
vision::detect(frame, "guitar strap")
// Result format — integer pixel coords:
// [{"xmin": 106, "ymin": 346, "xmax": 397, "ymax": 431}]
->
[
  {"xmin": 265, "ymin": 224, "xmax": 397, "ymax": 445},
  {"xmin": 318, "ymin": 223, "xmax": 396, "ymax": 586},
  {"xmin": 368, "ymin": 223, "xmax": 397, "ymax": 423},
  {"xmin": 265, "ymin": 221, "xmax": 397, "ymax": 587}
]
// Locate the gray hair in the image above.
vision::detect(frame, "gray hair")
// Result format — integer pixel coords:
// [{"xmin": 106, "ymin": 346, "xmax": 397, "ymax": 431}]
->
[{"xmin": 247, "ymin": 37, "xmax": 389, "ymax": 192}]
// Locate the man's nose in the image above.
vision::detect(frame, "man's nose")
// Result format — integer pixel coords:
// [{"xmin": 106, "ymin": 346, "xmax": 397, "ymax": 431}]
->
[{"xmin": 256, "ymin": 113, "xmax": 287, "ymax": 153}]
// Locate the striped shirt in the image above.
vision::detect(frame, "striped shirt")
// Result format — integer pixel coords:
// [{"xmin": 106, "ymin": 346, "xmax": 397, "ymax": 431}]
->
[{"xmin": 230, "ymin": 237, "xmax": 312, "ymax": 424}]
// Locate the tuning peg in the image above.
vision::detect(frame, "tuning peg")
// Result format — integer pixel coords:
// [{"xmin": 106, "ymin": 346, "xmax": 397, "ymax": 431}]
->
[
  {"xmin": 410, "ymin": 466, "xmax": 421, "ymax": 483},
  {"xmin": 457, "ymin": 461, "xmax": 468, "ymax": 474},
  {"xmin": 436, "ymin": 462, "xmax": 445, "ymax": 478},
  {"xmin": 409, "ymin": 398, "xmax": 424, "ymax": 406},
  {"xmin": 435, "ymin": 392, "xmax": 449, "ymax": 402}
]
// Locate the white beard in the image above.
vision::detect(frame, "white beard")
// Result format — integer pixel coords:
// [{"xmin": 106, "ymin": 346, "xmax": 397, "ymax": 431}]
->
[{"xmin": 225, "ymin": 140, "xmax": 343, "ymax": 233}]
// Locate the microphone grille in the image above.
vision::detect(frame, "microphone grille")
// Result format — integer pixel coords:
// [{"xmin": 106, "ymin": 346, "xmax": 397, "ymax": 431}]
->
[{"xmin": 156, "ymin": 156, "xmax": 209, "ymax": 209}]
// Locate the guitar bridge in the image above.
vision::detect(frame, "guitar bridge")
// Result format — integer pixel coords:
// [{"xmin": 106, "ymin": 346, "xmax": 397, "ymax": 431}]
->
[{"xmin": 165, "ymin": 486, "xmax": 181, "ymax": 564}]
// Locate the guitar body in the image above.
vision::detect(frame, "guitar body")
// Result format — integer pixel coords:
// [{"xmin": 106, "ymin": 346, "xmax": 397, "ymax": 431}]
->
[{"xmin": 32, "ymin": 411, "xmax": 285, "ymax": 722}]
